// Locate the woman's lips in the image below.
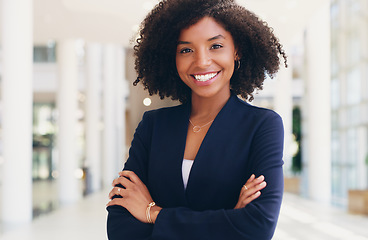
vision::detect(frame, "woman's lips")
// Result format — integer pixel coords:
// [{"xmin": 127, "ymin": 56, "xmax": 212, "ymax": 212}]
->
[{"xmin": 191, "ymin": 71, "xmax": 221, "ymax": 86}]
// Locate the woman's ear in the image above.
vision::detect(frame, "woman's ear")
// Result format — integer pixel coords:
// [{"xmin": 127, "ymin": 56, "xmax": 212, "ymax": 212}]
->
[{"xmin": 235, "ymin": 50, "xmax": 241, "ymax": 61}]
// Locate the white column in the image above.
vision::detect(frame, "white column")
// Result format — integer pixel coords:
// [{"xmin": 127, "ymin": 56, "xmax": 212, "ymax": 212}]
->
[
  {"xmin": 102, "ymin": 44, "xmax": 118, "ymax": 188},
  {"xmin": 1, "ymin": 0, "xmax": 33, "ymax": 224},
  {"xmin": 305, "ymin": 3, "xmax": 331, "ymax": 203},
  {"xmin": 357, "ymin": 127, "xmax": 367, "ymax": 189},
  {"xmin": 274, "ymin": 60, "xmax": 293, "ymax": 177},
  {"xmin": 57, "ymin": 39, "xmax": 80, "ymax": 204},
  {"xmin": 85, "ymin": 43, "xmax": 102, "ymax": 193},
  {"xmin": 115, "ymin": 47, "xmax": 128, "ymax": 171}
]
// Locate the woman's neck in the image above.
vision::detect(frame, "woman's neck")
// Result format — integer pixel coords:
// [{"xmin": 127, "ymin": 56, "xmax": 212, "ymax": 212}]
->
[{"xmin": 190, "ymin": 90, "xmax": 231, "ymax": 120}]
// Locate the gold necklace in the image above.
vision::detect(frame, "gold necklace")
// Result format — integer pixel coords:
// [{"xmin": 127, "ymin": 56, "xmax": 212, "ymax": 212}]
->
[{"xmin": 189, "ymin": 119, "xmax": 214, "ymax": 133}]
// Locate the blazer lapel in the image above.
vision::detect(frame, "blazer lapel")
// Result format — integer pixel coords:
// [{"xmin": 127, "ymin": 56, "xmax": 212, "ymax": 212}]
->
[
  {"xmin": 185, "ymin": 95, "xmax": 240, "ymax": 210},
  {"xmin": 148, "ymin": 102, "xmax": 191, "ymax": 207}
]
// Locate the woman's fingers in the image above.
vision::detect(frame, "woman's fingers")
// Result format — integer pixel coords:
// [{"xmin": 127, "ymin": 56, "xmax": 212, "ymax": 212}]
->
[
  {"xmin": 243, "ymin": 181, "xmax": 266, "ymax": 197},
  {"xmin": 109, "ymin": 174, "xmax": 135, "ymax": 199},
  {"xmin": 234, "ymin": 189, "xmax": 262, "ymax": 209},
  {"xmin": 112, "ymin": 174, "xmax": 134, "ymax": 188},
  {"xmin": 108, "ymin": 186, "xmax": 127, "ymax": 199},
  {"xmin": 241, "ymin": 191, "xmax": 261, "ymax": 206},
  {"xmin": 245, "ymin": 174, "xmax": 255, "ymax": 184},
  {"xmin": 107, "ymin": 171, "xmax": 156, "ymax": 223},
  {"xmin": 119, "ymin": 171, "xmax": 142, "ymax": 184},
  {"xmin": 110, "ymin": 171, "xmax": 149, "ymax": 201},
  {"xmin": 242, "ymin": 174, "xmax": 266, "ymax": 191},
  {"xmin": 106, "ymin": 197, "xmax": 126, "ymax": 207},
  {"xmin": 234, "ymin": 174, "xmax": 267, "ymax": 209}
]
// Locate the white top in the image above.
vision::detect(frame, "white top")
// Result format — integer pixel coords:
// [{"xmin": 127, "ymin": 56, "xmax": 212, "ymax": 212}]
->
[{"xmin": 182, "ymin": 159, "xmax": 194, "ymax": 189}]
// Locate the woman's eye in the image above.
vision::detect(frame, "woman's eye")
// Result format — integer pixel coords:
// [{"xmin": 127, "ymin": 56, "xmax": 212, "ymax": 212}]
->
[
  {"xmin": 179, "ymin": 48, "xmax": 192, "ymax": 54},
  {"xmin": 211, "ymin": 44, "xmax": 223, "ymax": 50}
]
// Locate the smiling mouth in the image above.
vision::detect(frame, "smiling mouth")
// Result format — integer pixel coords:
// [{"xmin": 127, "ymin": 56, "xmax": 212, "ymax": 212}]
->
[{"xmin": 192, "ymin": 71, "xmax": 220, "ymax": 82}]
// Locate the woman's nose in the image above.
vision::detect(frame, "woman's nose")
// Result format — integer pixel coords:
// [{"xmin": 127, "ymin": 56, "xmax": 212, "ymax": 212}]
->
[{"xmin": 195, "ymin": 50, "xmax": 211, "ymax": 68}]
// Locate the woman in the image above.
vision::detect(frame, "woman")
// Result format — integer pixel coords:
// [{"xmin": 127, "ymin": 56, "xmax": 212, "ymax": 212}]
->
[{"xmin": 107, "ymin": 0, "xmax": 287, "ymax": 239}]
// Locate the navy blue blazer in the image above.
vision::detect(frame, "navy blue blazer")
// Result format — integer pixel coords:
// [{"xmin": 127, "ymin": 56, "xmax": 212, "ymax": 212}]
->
[{"xmin": 107, "ymin": 94, "xmax": 284, "ymax": 240}]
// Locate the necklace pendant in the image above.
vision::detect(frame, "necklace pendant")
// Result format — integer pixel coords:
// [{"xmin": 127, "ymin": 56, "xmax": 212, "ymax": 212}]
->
[
  {"xmin": 193, "ymin": 126, "xmax": 201, "ymax": 133},
  {"xmin": 189, "ymin": 118, "xmax": 213, "ymax": 133}
]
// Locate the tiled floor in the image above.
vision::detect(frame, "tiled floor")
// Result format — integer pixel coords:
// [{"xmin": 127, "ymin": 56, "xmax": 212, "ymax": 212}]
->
[
  {"xmin": 1, "ymin": 190, "xmax": 368, "ymax": 240},
  {"xmin": 274, "ymin": 194, "xmax": 368, "ymax": 240},
  {"xmin": 0, "ymin": 189, "xmax": 109, "ymax": 240}
]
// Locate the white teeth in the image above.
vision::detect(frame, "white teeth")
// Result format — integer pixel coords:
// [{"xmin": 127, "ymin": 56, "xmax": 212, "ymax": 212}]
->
[{"xmin": 193, "ymin": 72, "xmax": 218, "ymax": 82}]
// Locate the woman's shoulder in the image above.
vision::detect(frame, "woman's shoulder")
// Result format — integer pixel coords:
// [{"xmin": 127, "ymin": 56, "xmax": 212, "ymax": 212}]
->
[
  {"xmin": 135, "ymin": 103, "xmax": 188, "ymax": 136},
  {"xmin": 229, "ymin": 96, "xmax": 284, "ymax": 134},
  {"xmin": 232, "ymin": 95, "xmax": 281, "ymax": 120},
  {"xmin": 141, "ymin": 103, "xmax": 188, "ymax": 120}
]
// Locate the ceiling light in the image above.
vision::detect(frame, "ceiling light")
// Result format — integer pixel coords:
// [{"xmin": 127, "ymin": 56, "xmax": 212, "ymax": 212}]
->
[{"xmin": 143, "ymin": 97, "xmax": 152, "ymax": 106}]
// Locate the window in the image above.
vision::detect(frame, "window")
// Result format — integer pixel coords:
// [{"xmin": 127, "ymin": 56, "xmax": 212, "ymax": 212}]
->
[{"xmin": 34, "ymin": 44, "xmax": 56, "ymax": 63}]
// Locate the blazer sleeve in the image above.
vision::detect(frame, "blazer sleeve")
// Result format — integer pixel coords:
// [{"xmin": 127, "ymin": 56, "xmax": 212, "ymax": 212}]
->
[
  {"xmin": 150, "ymin": 112, "xmax": 284, "ymax": 240},
  {"xmin": 106, "ymin": 112, "xmax": 154, "ymax": 240}
]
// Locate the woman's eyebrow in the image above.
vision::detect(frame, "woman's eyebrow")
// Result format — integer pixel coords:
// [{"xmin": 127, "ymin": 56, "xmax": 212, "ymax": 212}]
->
[
  {"xmin": 177, "ymin": 40, "xmax": 191, "ymax": 45},
  {"xmin": 208, "ymin": 34, "xmax": 225, "ymax": 41},
  {"xmin": 177, "ymin": 34, "xmax": 226, "ymax": 45}
]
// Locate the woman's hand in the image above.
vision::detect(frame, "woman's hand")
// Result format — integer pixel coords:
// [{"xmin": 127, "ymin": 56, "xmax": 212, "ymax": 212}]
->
[
  {"xmin": 107, "ymin": 170, "xmax": 162, "ymax": 223},
  {"xmin": 234, "ymin": 174, "xmax": 267, "ymax": 209}
]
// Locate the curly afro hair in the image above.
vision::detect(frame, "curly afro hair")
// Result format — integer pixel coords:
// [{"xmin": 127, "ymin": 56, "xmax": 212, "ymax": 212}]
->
[{"xmin": 133, "ymin": 0, "xmax": 287, "ymax": 103}]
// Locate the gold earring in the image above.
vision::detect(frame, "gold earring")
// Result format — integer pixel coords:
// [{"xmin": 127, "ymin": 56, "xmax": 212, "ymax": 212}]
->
[{"xmin": 235, "ymin": 60, "xmax": 241, "ymax": 71}]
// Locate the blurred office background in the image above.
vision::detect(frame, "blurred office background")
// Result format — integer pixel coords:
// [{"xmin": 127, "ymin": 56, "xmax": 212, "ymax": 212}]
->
[{"xmin": 0, "ymin": 0, "xmax": 367, "ymax": 239}]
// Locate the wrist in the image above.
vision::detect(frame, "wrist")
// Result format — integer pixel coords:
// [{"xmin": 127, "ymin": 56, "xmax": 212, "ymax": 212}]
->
[{"xmin": 150, "ymin": 205, "xmax": 162, "ymax": 224}]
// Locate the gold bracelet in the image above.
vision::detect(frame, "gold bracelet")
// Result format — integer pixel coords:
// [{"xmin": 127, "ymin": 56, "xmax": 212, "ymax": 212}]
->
[{"xmin": 146, "ymin": 202, "xmax": 156, "ymax": 224}]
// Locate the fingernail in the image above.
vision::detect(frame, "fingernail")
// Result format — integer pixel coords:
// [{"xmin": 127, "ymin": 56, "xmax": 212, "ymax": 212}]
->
[
  {"xmin": 257, "ymin": 175, "xmax": 264, "ymax": 180},
  {"xmin": 260, "ymin": 182, "xmax": 266, "ymax": 187}
]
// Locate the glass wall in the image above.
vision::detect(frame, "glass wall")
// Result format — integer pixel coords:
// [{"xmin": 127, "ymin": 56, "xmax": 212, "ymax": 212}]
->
[
  {"xmin": 330, "ymin": 0, "xmax": 368, "ymax": 206},
  {"xmin": 32, "ymin": 103, "xmax": 58, "ymax": 217},
  {"xmin": 33, "ymin": 103, "xmax": 56, "ymax": 180},
  {"xmin": 33, "ymin": 42, "xmax": 56, "ymax": 63}
]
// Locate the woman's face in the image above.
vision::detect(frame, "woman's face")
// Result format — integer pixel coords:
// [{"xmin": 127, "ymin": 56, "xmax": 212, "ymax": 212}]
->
[{"xmin": 176, "ymin": 17, "xmax": 238, "ymax": 100}]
